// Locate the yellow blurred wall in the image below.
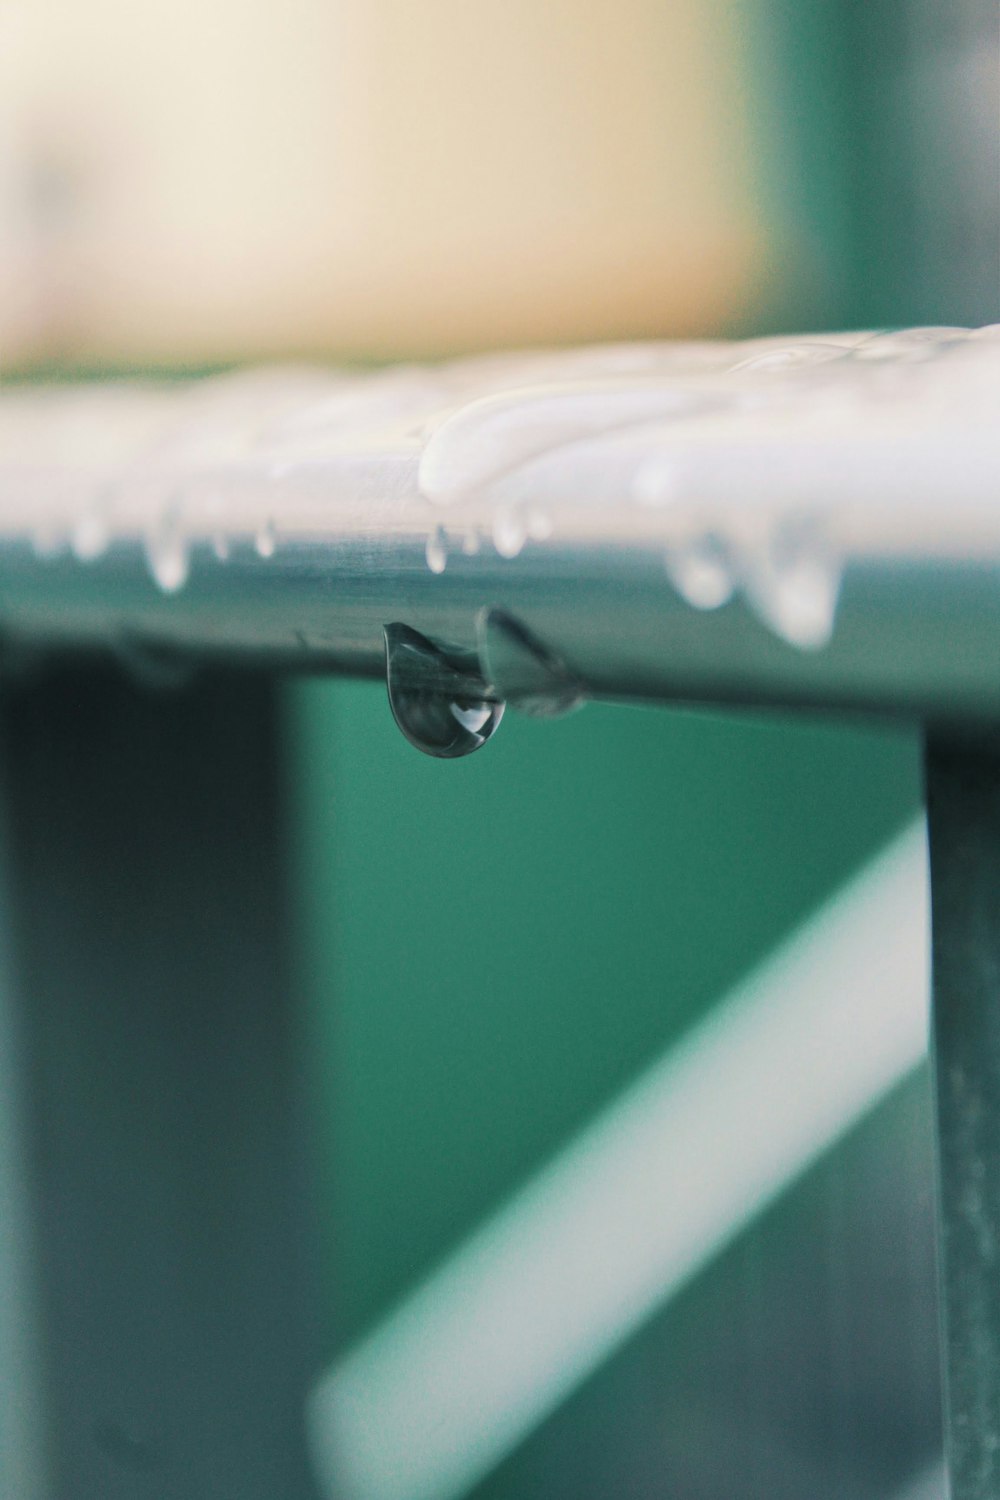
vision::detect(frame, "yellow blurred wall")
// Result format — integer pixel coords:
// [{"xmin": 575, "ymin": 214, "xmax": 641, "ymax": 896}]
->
[{"xmin": 0, "ymin": 0, "xmax": 765, "ymax": 363}]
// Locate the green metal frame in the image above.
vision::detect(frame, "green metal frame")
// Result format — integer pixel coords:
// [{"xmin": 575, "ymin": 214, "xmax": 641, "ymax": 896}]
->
[{"xmin": 0, "ymin": 663, "xmax": 322, "ymax": 1499}]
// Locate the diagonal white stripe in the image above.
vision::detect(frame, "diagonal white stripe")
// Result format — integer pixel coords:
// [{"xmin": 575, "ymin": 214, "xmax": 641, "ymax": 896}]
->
[{"xmin": 309, "ymin": 820, "xmax": 931, "ymax": 1500}]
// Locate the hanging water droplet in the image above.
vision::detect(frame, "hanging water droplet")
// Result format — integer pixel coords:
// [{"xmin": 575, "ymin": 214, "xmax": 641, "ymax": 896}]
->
[
  {"xmin": 493, "ymin": 505, "xmax": 527, "ymax": 559},
  {"xmin": 203, "ymin": 493, "xmax": 230, "ymax": 560},
  {"xmin": 255, "ymin": 518, "xmax": 277, "ymax": 558},
  {"xmin": 461, "ymin": 529, "xmax": 481, "ymax": 556},
  {"xmin": 743, "ymin": 516, "xmax": 840, "ymax": 649},
  {"xmin": 425, "ymin": 526, "xmax": 448, "ymax": 574},
  {"xmin": 71, "ymin": 496, "xmax": 111, "ymax": 562},
  {"xmin": 383, "ymin": 623, "xmax": 504, "ymax": 758},
  {"xmin": 478, "ymin": 608, "xmax": 583, "ymax": 718},
  {"xmin": 526, "ymin": 508, "xmax": 553, "ymax": 541},
  {"xmin": 664, "ymin": 534, "xmax": 733, "ymax": 610},
  {"xmin": 144, "ymin": 499, "xmax": 190, "ymax": 594}
]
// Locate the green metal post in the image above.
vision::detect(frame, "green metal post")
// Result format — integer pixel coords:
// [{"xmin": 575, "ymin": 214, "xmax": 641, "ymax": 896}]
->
[
  {"xmin": 926, "ymin": 738, "xmax": 1000, "ymax": 1498},
  {"xmin": 0, "ymin": 663, "xmax": 323, "ymax": 1500}
]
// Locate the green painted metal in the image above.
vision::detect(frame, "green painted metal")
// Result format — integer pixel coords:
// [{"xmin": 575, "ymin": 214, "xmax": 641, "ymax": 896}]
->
[
  {"xmin": 927, "ymin": 740, "xmax": 1000, "ymax": 1499},
  {"xmin": 0, "ymin": 665, "xmax": 323, "ymax": 1500}
]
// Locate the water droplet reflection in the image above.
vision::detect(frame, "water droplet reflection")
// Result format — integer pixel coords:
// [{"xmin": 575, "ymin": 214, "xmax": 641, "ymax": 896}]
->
[
  {"xmin": 383, "ymin": 623, "xmax": 504, "ymax": 758},
  {"xmin": 479, "ymin": 609, "xmax": 583, "ymax": 718}
]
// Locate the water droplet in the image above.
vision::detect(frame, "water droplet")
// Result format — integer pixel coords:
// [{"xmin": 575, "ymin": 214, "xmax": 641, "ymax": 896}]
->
[
  {"xmin": 743, "ymin": 518, "xmax": 840, "ymax": 649},
  {"xmin": 144, "ymin": 500, "xmax": 190, "ymax": 594},
  {"xmin": 526, "ymin": 508, "xmax": 553, "ymax": 541},
  {"xmin": 255, "ymin": 518, "xmax": 277, "ymax": 558},
  {"xmin": 664, "ymin": 534, "xmax": 733, "ymax": 610},
  {"xmin": 383, "ymin": 623, "xmax": 504, "ymax": 758},
  {"xmin": 493, "ymin": 506, "xmax": 526, "ymax": 559},
  {"xmin": 461, "ymin": 529, "xmax": 481, "ymax": 556},
  {"xmin": 71, "ymin": 497, "xmax": 111, "ymax": 561},
  {"xmin": 478, "ymin": 609, "xmax": 584, "ymax": 718},
  {"xmin": 425, "ymin": 526, "xmax": 448, "ymax": 574},
  {"xmin": 203, "ymin": 494, "xmax": 230, "ymax": 560}
]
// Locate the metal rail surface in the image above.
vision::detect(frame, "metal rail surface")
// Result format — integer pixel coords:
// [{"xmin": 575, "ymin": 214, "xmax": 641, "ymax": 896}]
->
[{"xmin": 0, "ymin": 325, "xmax": 998, "ymax": 744}]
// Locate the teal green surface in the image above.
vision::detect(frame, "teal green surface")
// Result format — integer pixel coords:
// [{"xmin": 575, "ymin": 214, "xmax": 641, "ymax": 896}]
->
[
  {"xmin": 734, "ymin": 0, "xmax": 855, "ymax": 336},
  {"xmin": 289, "ymin": 682, "xmax": 921, "ymax": 1350}
]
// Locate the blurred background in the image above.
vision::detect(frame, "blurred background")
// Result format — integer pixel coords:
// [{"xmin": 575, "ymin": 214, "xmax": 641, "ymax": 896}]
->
[
  {"xmin": 0, "ymin": 1, "xmax": 997, "ymax": 1497},
  {"xmin": 1, "ymin": 0, "xmax": 994, "ymax": 370}
]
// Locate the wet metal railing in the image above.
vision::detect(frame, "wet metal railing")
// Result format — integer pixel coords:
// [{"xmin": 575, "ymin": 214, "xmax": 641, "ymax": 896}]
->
[
  {"xmin": 2, "ymin": 327, "xmax": 1000, "ymax": 1500},
  {"xmin": 0, "ymin": 326, "xmax": 999, "ymax": 743}
]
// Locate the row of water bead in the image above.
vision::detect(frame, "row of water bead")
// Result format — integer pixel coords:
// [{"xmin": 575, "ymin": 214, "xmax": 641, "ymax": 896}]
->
[
  {"xmin": 26, "ymin": 327, "xmax": 995, "ymax": 630},
  {"xmin": 251, "ymin": 327, "xmax": 987, "ymax": 501},
  {"xmin": 414, "ymin": 327, "xmax": 995, "ymax": 647},
  {"xmin": 415, "ymin": 330, "xmax": 992, "ymax": 526},
  {"xmin": 33, "ymin": 485, "xmax": 280, "ymax": 595},
  {"xmin": 421, "ymin": 494, "xmax": 839, "ymax": 651},
  {"xmin": 146, "ymin": 505, "xmax": 278, "ymax": 593},
  {"xmin": 424, "ymin": 507, "xmax": 553, "ymax": 574},
  {"xmin": 634, "ymin": 329, "xmax": 995, "ymax": 644},
  {"xmin": 414, "ymin": 368, "xmax": 810, "ymax": 633},
  {"xmin": 12, "ymin": 326, "xmax": 995, "ymax": 758},
  {"xmin": 281, "ymin": 323, "xmax": 992, "ymax": 464}
]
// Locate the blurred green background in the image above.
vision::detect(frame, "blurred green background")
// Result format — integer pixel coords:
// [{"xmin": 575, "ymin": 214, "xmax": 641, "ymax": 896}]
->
[{"xmin": 291, "ymin": 691, "xmax": 920, "ymax": 1350}]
